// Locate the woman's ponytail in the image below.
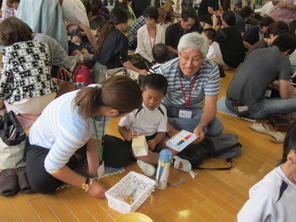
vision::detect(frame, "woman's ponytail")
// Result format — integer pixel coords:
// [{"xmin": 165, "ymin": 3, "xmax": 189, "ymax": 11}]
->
[{"xmin": 74, "ymin": 87, "xmax": 102, "ymax": 119}]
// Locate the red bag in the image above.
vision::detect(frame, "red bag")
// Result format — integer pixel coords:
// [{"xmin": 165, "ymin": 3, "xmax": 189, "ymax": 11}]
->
[{"xmin": 73, "ymin": 65, "xmax": 93, "ymax": 86}]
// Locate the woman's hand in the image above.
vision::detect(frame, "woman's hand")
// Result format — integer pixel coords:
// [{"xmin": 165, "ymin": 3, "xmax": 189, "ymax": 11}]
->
[
  {"xmin": 87, "ymin": 180, "xmax": 106, "ymax": 199},
  {"xmin": 57, "ymin": 67, "xmax": 72, "ymax": 81}
]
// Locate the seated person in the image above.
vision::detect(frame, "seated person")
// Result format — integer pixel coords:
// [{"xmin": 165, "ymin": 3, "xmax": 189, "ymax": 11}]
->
[
  {"xmin": 243, "ymin": 16, "xmax": 275, "ymax": 49},
  {"xmin": 255, "ymin": 0, "xmax": 279, "ymax": 16},
  {"xmin": 202, "ymin": 28, "xmax": 224, "ymax": 66},
  {"xmin": 149, "ymin": 43, "xmax": 169, "ymax": 73},
  {"xmin": 234, "ymin": 6, "xmax": 253, "ymax": 34},
  {"xmin": 135, "ymin": 6, "xmax": 165, "ymax": 63},
  {"xmin": 213, "ymin": 11, "xmax": 246, "ymax": 69},
  {"xmin": 165, "ymin": 8, "xmax": 200, "ymax": 58},
  {"xmin": 93, "ymin": 8, "xmax": 147, "ymax": 83},
  {"xmin": 289, "ymin": 20, "xmax": 296, "ymax": 77},
  {"xmin": 154, "ymin": 32, "xmax": 224, "ymax": 144},
  {"xmin": 198, "ymin": 0, "xmax": 221, "ymax": 27},
  {"xmin": 25, "ymin": 76, "xmax": 142, "ymax": 197},
  {"xmin": 226, "ymin": 34, "xmax": 296, "ymax": 120},
  {"xmin": 0, "ymin": 17, "xmax": 57, "ymax": 119},
  {"xmin": 103, "ymin": 74, "xmax": 192, "ymax": 176},
  {"xmin": 238, "ymin": 121, "xmax": 296, "ymax": 222},
  {"xmin": 250, "ymin": 20, "xmax": 289, "ymax": 53}
]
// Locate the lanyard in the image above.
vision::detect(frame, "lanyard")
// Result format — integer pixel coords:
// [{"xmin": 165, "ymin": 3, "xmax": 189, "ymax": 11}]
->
[
  {"xmin": 92, "ymin": 117, "xmax": 106, "ymax": 161},
  {"xmin": 147, "ymin": 25, "xmax": 157, "ymax": 50},
  {"xmin": 179, "ymin": 76, "xmax": 197, "ymax": 107}
]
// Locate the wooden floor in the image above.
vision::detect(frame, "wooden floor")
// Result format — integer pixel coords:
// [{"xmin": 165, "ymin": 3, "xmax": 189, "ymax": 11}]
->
[{"xmin": 0, "ymin": 71, "xmax": 283, "ymax": 222}]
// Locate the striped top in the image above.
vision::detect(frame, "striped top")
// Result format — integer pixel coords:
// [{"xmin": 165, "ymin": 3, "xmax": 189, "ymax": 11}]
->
[
  {"xmin": 154, "ymin": 58, "xmax": 220, "ymax": 109},
  {"xmin": 28, "ymin": 90, "xmax": 97, "ymax": 174}
]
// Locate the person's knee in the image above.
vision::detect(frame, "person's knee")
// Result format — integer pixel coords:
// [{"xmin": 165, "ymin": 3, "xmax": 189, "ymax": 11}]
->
[
  {"xmin": 206, "ymin": 118, "xmax": 224, "ymax": 136},
  {"xmin": 103, "ymin": 135, "xmax": 132, "ymax": 168}
]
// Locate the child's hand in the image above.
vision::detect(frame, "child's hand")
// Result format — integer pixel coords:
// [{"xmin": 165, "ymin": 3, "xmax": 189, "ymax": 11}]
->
[
  {"xmin": 126, "ymin": 130, "xmax": 137, "ymax": 141},
  {"xmin": 147, "ymin": 139, "xmax": 157, "ymax": 150}
]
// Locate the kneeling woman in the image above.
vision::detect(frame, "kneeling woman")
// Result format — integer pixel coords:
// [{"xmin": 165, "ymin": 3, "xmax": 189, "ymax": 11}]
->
[{"xmin": 25, "ymin": 76, "xmax": 142, "ymax": 198}]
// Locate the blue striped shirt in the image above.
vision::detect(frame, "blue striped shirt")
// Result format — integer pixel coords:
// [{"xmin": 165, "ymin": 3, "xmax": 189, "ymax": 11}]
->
[
  {"xmin": 29, "ymin": 90, "xmax": 96, "ymax": 173},
  {"xmin": 154, "ymin": 58, "xmax": 220, "ymax": 109}
]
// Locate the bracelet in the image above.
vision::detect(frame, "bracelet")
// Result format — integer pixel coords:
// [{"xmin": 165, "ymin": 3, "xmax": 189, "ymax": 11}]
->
[{"xmin": 81, "ymin": 177, "xmax": 94, "ymax": 192}]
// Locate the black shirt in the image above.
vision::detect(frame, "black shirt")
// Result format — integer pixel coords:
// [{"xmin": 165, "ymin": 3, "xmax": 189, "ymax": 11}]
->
[
  {"xmin": 96, "ymin": 28, "xmax": 129, "ymax": 69},
  {"xmin": 243, "ymin": 26, "xmax": 260, "ymax": 45},
  {"xmin": 216, "ymin": 26, "xmax": 246, "ymax": 68},
  {"xmin": 165, "ymin": 22, "xmax": 201, "ymax": 50},
  {"xmin": 198, "ymin": 0, "xmax": 219, "ymax": 25}
]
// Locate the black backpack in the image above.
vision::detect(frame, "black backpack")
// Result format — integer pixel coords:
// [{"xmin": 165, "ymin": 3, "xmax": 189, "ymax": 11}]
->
[{"xmin": 178, "ymin": 134, "xmax": 242, "ymax": 170}]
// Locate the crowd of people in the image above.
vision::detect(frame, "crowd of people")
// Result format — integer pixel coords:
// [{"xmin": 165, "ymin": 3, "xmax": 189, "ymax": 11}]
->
[{"xmin": 0, "ymin": 0, "xmax": 296, "ymax": 221}]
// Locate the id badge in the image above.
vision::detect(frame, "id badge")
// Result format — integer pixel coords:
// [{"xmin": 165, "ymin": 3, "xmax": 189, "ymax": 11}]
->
[
  {"xmin": 265, "ymin": 89, "xmax": 272, "ymax": 98},
  {"xmin": 179, "ymin": 109, "xmax": 192, "ymax": 119}
]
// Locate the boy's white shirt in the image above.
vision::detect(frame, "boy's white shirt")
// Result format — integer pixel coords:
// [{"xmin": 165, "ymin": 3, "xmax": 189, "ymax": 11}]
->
[
  {"xmin": 119, "ymin": 103, "xmax": 167, "ymax": 136},
  {"xmin": 237, "ymin": 166, "xmax": 296, "ymax": 222}
]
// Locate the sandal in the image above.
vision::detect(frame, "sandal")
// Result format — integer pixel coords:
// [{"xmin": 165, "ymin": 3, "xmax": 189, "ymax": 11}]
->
[
  {"xmin": 0, "ymin": 169, "xmax": 19, "ymax": 196},
  {"xmin": 172, "ymin": 156, "xmax": 192, "ymax": 172}
]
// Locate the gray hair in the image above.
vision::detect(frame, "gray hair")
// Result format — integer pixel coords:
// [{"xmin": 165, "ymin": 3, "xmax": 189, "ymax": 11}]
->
[{"xmin": 177, "ymin": 32, "xmax": 209, "ymax": 58}]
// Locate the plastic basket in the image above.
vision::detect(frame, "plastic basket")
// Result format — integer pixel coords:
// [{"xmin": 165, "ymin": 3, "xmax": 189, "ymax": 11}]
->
[{"xmin": 105, "ymin": 171, "xmax": 156, "ymax": 214}]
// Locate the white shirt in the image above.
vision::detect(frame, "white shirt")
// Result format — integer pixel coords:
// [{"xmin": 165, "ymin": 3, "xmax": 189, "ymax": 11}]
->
[
  {"xmin": 62, "ymin": 0, "xmax": 90, "ymax": 26},
  {"xmin": 135, "ymin": 24, "xmax": 165, "ymax": 62},
  {"xmin": 238, "ymin": 166, "xmax": 296, "ymax": 222},
  {"xmin": 119, "ymin": 104, "xmax": 167, "ymax": 136},
  {"xmin": 255, "ymin": 1, "xmax": 277, "ymax": 16},
  {"xmin": 207, "ymin": 41, "xmax": 225, "ymax": 66}
]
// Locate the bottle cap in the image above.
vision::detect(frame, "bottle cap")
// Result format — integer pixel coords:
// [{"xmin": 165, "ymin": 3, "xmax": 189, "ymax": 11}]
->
[
  {"xmin": 76, "ymin": 74, "xmax": 83, "ymax": 83},
  {"xmin": 159, "ymin": 149, "xmax": 172, "ymax": 162}
]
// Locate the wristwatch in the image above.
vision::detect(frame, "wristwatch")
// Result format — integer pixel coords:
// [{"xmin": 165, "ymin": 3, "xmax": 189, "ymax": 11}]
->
[{"xmin": 81, "ymin": 177, "xmax": 91, "ymax": 192}]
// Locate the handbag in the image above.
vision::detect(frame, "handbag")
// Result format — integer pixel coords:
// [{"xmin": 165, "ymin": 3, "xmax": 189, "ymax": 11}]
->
[{"xmin": 0, "ymin": 111, "xmax": 27, "ymax": 169}]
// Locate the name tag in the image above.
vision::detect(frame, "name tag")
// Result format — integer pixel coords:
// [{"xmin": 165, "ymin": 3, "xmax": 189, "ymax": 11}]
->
[
  {"xmin": 265, "ymin": 89, "xmax": 272, "ymax": 98},
  {"xmin": 179, "ymin": 110, "xmax": 192, "ymax": 119},
  {"xmin": 237, "ymin": 106, "xmax": 249, "ymax": 112}
]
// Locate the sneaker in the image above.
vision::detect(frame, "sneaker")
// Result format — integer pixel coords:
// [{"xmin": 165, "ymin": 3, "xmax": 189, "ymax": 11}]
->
[
  {"xmin": 172, "ymin": 156, "xmax": 192, "ymax": 172},
  {"xmin": 136, "ymin": 160, "xmax": 156, "ymax": 177}
]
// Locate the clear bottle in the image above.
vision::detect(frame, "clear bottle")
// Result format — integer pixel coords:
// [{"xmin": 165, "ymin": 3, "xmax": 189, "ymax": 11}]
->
[
  {"xmin": 75, "ymin": 74, "xmax": 84, "ymax": 88},
  {"xmin": 156, "ymin": 149, "xmax": 172, "ymax": 190}
]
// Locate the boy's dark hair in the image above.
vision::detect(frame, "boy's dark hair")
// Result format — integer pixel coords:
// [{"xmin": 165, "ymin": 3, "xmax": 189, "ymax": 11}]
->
[
  {"xmin": 289, "ymin": 20, "xmax": 296, "ymax": 35},
  {"xmin": 267, "ymin": 21, "xmax": 289, "ymax": 37},
  {"xmin": 6, "ymin": 0, "xmax": 20, "ymax": 7},
  {"xmin": 141, "ymin": 74, "xmax": 168, "ymax": 95},
  {"xmin": 272, "ymin": 33, "xmax": 296, "ymax": 55},
  {"xmin": 0, "ymin": 17, "xmax": 33, "ymax": 46},
  {"xmin": 239, "ymin": 6, "xmax": 253, "ymax": 18},
  {"xmin": 143, "ymin": 6, "xmax": 159, "ymax": 21},
  {"xmin": 281, "ymin": 121, "xmax": 296, "ymax": 164},
  {"xmin": 181, "ymin": 8, "xmax": 197, "ymax": 22},
  {"xmin": 222, "ymin": 10, "xmax": 236, "ymax": 27},
  {"xmin": 203, "ymin": 28, "xmax": 217, "ymax": 41},
  {"xmin": 260, "ymin": 16, "xmax": 275, "ymax": 28},
  {"xmin": 152, "ymin": 43, "xmax": 169, "ymax": 64}
]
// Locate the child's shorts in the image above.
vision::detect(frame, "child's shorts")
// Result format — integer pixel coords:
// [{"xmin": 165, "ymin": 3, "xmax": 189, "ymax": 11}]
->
[{"xmin": 102, "ymin": 134, "xmax": 157, "ymax": 168}]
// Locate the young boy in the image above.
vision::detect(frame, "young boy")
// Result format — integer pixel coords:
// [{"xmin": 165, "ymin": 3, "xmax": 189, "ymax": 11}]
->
[{"xmin": 103, "ymin": 74, "xmax": 192, "ymax": 176}]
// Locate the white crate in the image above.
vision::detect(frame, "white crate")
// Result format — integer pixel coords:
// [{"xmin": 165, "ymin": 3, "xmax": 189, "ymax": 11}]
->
[{"xmin": 105, "ymin": 171, "xmax": 156, "ymax": 214}]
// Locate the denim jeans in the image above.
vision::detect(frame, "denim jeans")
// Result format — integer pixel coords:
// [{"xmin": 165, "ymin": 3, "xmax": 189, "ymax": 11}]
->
[
  {"xmin": 225, "ymin": 95, "xmax": 296, "ymax": 120},
  {"xmin": 164, "ymin": 104, "xmax": 224, "ymax": 136}
]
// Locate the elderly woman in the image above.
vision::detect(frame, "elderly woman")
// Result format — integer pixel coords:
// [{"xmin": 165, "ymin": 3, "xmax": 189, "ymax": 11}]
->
[{"xmin": 154, "ymin": 32, "xmax": 223, "ymax": 144}]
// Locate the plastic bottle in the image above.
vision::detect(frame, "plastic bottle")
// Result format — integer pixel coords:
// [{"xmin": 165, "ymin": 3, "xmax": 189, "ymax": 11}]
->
[
  {"xmin": 156, "ymin": 149, "xmax": 172, "ymax": 190},
  {"xmin": 75, "ymin": 74, "xmax": 84, "ymax": 88}
]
